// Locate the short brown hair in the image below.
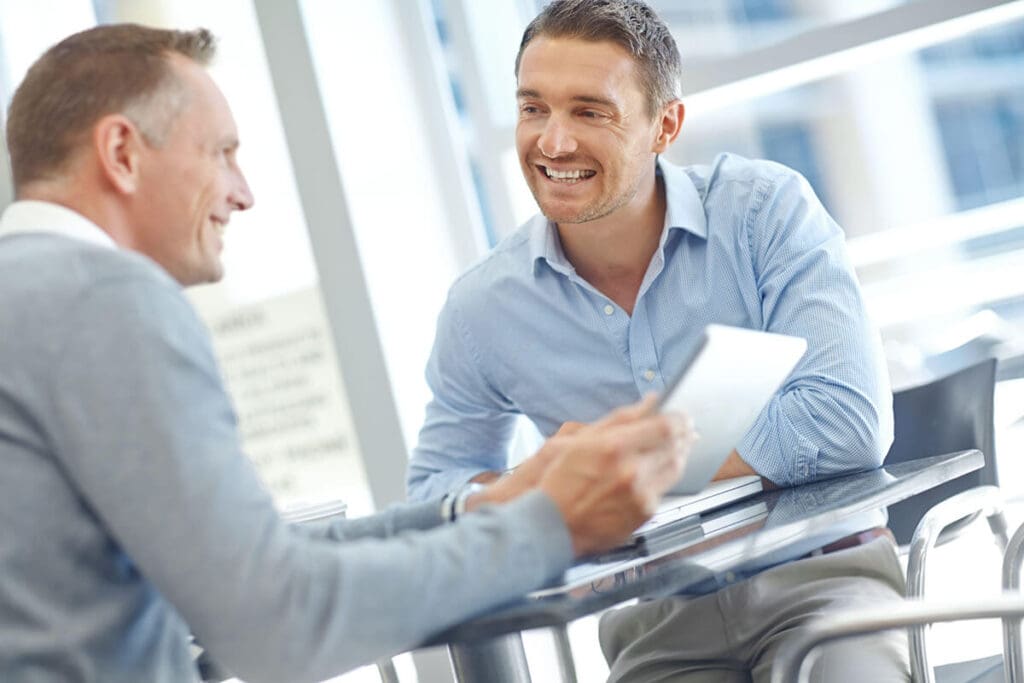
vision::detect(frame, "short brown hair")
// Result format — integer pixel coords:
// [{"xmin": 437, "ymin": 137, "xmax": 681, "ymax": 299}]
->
[
  {"xmin": 515, "ymin": 0, "xmax": 681, "ymax": 115},
  {"xmin": 5, "ymin": 24, "xmax": 216, "ymax": 189}
]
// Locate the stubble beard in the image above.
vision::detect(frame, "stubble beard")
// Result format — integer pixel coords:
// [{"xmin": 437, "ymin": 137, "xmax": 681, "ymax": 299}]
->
[{"xmin": 533, "ymin": 172, "xmax": 643, "ymax": 226}]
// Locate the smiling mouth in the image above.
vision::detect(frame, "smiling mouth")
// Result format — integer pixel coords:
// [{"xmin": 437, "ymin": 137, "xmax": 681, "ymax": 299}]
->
[
  {"xmin": 208, "ymin": 223, "xmax": 227, "ymax": 248},
  {"xmin": 538, "ymin": 165, "xmax": 596, "ymax": 184}
]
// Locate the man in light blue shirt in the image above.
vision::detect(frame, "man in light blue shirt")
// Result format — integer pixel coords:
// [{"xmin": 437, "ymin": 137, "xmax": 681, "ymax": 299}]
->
[
  {"xmin": 407, "ymin": 0, "xmax": 907, "ymax": 680},
  {"xmin": 408, "ymin": 154, "xmax": 893, "ymax": 495}
]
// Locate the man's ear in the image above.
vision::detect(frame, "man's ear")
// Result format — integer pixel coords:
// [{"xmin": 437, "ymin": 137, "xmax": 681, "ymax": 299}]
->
[
  {"xmin": 652, "ymin": 100, "xmax": 685, "ymax": 153},
  {"xmin": 92, "ymin": 114, "xmax": 145, "ymax": 195}
]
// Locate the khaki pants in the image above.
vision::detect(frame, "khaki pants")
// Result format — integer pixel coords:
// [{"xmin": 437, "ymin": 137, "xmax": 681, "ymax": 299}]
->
[{"xmin": 599, "ymin": 537, "xmax": 909, "ymax": 683}]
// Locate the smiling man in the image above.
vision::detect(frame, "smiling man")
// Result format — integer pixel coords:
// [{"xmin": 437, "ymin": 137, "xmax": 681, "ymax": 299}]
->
[
  {"xmin": 407, "ymin": 0, "xmax": 906, "ymax": 681},
  {"xmin": 0, "ymin": 23, "xmax": 694, "ymax": 682}
]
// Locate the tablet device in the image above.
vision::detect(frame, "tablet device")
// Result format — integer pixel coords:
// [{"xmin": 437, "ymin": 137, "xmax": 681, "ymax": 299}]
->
[{"xmin": 660, "ymin": 324, "xmax": 807, "ymax": 494}]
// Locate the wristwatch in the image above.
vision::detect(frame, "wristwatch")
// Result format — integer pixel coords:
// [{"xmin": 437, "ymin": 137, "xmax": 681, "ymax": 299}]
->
[
  {"xmin": 453, "ymin": 482, "xmax": 485, "ymax": 519},
  {"xmin": 441, "ymin": 482, "xmax": 486, "ymax": 522}
]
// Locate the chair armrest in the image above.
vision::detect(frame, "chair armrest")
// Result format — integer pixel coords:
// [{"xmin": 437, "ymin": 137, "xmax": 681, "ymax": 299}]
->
[
  {"xmin": 1003, "ymin": 520, "xmax": 1024, "ymax": 591},
  {"xmin": 1002, "ymin": 522, "xmax": 1024, "ymax": 683},
  {"xmin": 771, "ymin": 594, "xmax": 1024, "ymax": 683},
  {"xmin": 906, "ymin": 485, "xmax": 1004, "ymax": 683},
  {"xmin": 907, "ymin": 485, "xmax": 1003, "ymax": 598}
]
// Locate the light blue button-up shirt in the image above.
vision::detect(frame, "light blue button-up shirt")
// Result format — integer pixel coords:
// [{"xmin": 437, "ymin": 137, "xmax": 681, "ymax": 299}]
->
[{"xmin": 408, "ymin": 154, "xmax": 893, "ymax": 502}]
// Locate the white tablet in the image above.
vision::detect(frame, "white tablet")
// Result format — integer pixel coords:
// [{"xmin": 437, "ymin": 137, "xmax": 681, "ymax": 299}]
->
[{"xmin": 660, "ymin": 324, "xmax": 807, "ymax": 494}]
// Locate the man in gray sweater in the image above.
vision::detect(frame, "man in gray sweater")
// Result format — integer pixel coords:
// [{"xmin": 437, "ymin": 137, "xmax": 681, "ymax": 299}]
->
[{"xmin": 0, "ymin": 24, "xmax": 695, "ymax": 683}]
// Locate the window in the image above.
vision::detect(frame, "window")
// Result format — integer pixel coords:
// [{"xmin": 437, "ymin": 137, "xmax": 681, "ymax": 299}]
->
[{"xmin": 438, "ymin": 0, "xmax": 1024, "ymax": 393}]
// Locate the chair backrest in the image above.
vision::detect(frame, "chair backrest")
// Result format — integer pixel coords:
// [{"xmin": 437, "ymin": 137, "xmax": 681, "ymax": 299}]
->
[{"xmin": 884, "ymin": 358, "xmax": 998, "ymax": 545}]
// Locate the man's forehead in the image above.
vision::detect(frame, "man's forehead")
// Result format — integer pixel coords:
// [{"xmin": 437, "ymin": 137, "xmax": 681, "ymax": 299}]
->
[
  {"xmin": 516, "ymin": 36, "xmax": 642, "ymax": 105},
  {"xmin": 166, "ymin": 55, "xmax": 239, "ymax": 138}
]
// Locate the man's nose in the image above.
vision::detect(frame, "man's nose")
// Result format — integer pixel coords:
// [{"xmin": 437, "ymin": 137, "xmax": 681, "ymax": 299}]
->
[
  {"xmin": 229, "ymin": 168, "xmax": 255, "ymax": 212},
  {"xmin": 537, "ymin": 117, "xmax": 578, "ymax": 158}
]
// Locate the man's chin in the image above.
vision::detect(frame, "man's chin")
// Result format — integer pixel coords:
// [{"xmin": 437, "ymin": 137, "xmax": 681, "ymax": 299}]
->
[
  {"xmin": 538, "ymin": 203, "xmax": 600, "ymax": 225},
  {"xmin": 180, "ymin": 265, "xmax": 225, "ymax": 288},
  {"xmin": 542, "ymin": 212, "xmax": 581, "ymax": 225},
  {"xmin": 204, "ymin": 265, "xmax": 226, "ymax": 285},
  {"xmin": 532, "ymin": 196, "xmax": 581, "ymax": 223}
]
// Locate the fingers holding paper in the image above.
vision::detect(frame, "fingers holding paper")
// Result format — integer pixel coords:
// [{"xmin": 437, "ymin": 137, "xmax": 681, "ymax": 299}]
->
[{"xmin": 537, "ymin": 396, "xmax": 698, "ymax": 557}]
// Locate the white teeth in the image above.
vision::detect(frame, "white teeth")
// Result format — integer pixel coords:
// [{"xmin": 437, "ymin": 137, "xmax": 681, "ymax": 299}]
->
[{"xmin": 544, "ymin": 167, "xmax": 595, "ymax": 181}]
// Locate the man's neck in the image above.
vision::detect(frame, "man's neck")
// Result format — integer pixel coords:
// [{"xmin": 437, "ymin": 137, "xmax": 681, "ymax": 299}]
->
[
  {"xmin": 557, "ymin": 173, "xmax": 666, "ymax": 316},
  {"xmin": 19, "ymin": 181, "xmax": 130, "ymax": 250}
]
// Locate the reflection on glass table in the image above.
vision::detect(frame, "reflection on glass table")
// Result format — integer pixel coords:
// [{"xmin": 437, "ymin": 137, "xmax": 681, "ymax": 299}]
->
[{"xmin": 428, "ymin": 449, "xmax": 982, "ymax": 683}]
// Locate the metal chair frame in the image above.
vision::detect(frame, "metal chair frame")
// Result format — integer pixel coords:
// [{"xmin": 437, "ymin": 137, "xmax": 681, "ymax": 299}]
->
[
  {"xmin": 772, "ymin": 515, "xmax": 1024, "ymax": 683},
  {"xmin": 906, "ymin": 485, "xmax": 1007, "ymax": 682},
  {"xmin": 771, "ymin": 595, "xmax": 1024, "ymax": 683}
]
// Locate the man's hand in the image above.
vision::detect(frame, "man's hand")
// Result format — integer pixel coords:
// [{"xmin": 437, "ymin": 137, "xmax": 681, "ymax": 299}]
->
[
  {"xmin": 472, "ymin": 419, "xmax": 589, "ymax": 506},
  {"xmin": 471, "ymin": 396, "xmax": 695, "ymax": 557},
  {"xmin": 465, "ymin": 397, "xmax": 696, "ymax": 556},
  {"xmin": 540, "ymin": 396, "xmax": 695, "ymax": 556}
]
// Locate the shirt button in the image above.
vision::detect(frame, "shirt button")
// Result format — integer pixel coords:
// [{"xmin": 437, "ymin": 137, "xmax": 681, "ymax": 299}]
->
[
  {"xmin": 643, "ymin": 369, "xmax": 655, "ymax": 381},
  {"xmin": 725, "ymin": 571, "xmax": 736, "ymax": 583},
  {"xmin": 603, "ymin": 304, "xmax": 614, "ymax": 316}
]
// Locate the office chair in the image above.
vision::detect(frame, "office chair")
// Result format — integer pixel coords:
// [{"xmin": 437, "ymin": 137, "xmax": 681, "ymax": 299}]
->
[
  {"xmin": 878, "ymin": 358, "xmax": 1010, "ymax": 682},
  {"xmin": 882, "ymin": 358, "xmax": 1010, "ymax": 681},
  {"xmin": 770, "ymin": 594, "xmax": 1024, "ymax": 683},
  {"xmin": 884, "ymin": 357, "xmax": 1003, "ymax": 547},
  {"xmin": 772, "ymin": 514, "xmax": 1024, "ymax": 682}
]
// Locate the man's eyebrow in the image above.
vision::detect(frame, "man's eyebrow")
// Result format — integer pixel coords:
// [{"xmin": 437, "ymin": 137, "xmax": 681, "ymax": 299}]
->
[
  {"xmin": 572, "ymin": 94, "xmax": 618, "ymax": 109},
  {"xmin": 516, "ymin": 88, "xmax": 619, "ymax": 110}
]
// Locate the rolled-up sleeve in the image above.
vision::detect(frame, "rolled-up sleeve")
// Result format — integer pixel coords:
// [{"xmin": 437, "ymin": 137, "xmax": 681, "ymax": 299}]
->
[{"xmin": 736, "ymin": 169, "xmax": 894, "ymax": 485}]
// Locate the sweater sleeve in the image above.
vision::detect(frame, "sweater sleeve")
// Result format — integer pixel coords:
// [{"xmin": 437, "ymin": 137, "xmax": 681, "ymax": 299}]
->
[
  {"xmin": 293, "ymin": 499, "xmax": 446, "ymax": 542},
  {"xmin": 46, "ymin": 276, "xmax": 573, "ymax": 683}
]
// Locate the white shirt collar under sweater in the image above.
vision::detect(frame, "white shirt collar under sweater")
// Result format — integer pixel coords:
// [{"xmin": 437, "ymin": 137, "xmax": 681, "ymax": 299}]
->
[{"xmin": 0, "ymin": 200, "xmax": 117, "ymax": 250}]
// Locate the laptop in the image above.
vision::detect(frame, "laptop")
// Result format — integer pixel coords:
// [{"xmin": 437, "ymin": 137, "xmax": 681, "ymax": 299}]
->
[
  {"xmin": 638, "ymin": 476, "xmax": 763, "ymax": 536},
  {"xmin": 616, "ymin": 475, "xmax": 763, "ymax": 556},
  {"xmin": 532, "ymin": 492, "xmax": 770, "ymax": 597},
  {"xmin": 660, "ymin": 324, "xmax": 807, "ymax": 495}
]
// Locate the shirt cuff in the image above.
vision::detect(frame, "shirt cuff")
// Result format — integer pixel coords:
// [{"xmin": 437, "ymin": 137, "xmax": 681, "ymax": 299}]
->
[{"xmin": 738, "ymin": 417, "xmax": 819, "ymax": 486}]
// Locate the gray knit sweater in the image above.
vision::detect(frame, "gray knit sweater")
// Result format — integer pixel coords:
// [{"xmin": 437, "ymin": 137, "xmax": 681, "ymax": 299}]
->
[{"xmin": 0, "ymin": 232, "xmax": 572, "ymax": 682}]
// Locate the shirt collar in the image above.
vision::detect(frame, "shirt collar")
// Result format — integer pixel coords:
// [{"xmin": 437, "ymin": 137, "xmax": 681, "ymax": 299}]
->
[
  {"xmin": 529, "ymin": 157, "xmax": 708, "ymax": 275},
  {"xmin": 0, "ymin": 200, "xmax": 117, "ymax": 250},
  {"xmin": 528, "ymin": 213, "xmax": 574, "ymax": 276},
  {"xmin": 658, "ymin": 156, "xmax": 708, "ymax": 241}
]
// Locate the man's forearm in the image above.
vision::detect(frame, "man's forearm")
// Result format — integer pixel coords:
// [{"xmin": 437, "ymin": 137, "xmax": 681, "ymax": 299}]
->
[
  {"xmin": 470, "ymin": 470, "xmax": 502, "ymax": 485},
  {"xmin": 713, "ymin": 450, "xmax": 776, "ymax": 487}
]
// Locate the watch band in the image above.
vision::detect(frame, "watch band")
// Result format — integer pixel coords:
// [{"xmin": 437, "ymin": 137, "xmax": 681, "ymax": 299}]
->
[{"xmin": 440, "ymin": 493, "xmax": 457, "ymax": 523}]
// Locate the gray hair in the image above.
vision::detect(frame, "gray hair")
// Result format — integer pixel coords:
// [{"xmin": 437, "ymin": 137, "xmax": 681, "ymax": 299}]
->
[{"xmin": 6, "ymin": 24, "xmax": 216, "ymax": 189}]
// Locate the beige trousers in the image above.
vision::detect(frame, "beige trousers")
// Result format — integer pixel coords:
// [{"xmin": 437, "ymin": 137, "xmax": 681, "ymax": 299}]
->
[{"xmin": 599, "ymin": 537, "xmax": 909, "ymax": 683}]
